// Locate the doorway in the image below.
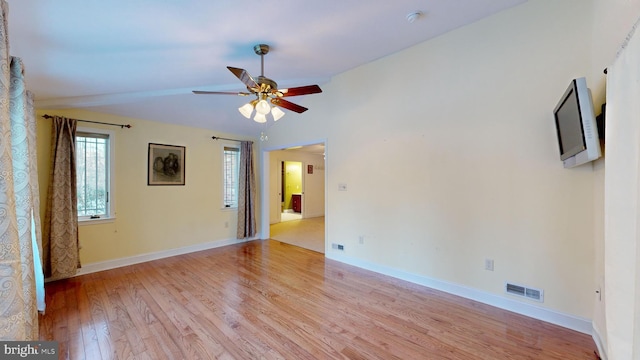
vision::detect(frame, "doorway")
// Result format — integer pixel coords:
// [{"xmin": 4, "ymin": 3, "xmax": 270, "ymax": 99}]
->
[{"xmin": 261, "ymin": 142, "xmax": 326, "ymax": 253}]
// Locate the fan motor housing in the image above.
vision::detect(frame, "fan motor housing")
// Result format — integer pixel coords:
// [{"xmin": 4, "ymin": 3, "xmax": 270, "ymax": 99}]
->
[
  {"xmin": 254, "ymin": 44, "xmax": 270, "ymax": 55},
  {"xmin": 254, "ymin": 76, "xmax": 278, "ymax": 93}
]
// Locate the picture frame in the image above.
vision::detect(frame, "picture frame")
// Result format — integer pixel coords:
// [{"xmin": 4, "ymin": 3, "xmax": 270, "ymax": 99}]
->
[{"xmin": 148, "ymin": 143, "xmax": 185, "ymax": 186}]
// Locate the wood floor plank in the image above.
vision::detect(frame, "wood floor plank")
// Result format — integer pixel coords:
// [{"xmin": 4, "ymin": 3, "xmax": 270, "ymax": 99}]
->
[
  {"xmin": 76, "ymin": 279, "xmax": 102, "ymax": 360},
  {"xmin": 40, "ymin": 240, "xmax": 597, "ymax": 359},
  {"xmin": 64, "ymin": 282, "xmax": 86, "ymax": 360},
  {"xmin": 84, "ymin": 279, "xmax": 116, "ymax": 358}
]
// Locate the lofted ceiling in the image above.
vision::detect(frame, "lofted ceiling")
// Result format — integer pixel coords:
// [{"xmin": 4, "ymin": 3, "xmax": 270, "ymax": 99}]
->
[{"xmin": 8, "ymin": 0, "xmax": 526, "ymax": 137}]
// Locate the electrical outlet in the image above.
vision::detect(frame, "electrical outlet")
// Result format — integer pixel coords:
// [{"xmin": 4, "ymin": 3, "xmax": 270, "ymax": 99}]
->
[
  {"xmin": 359, "ymin": 236, "xmax": 364, "ymax": 244},
  {"xmin": 485, "ymin": 259, "xmax": 494, "ymax": 271},
  {"xmin": 224, "ymin": 221, "xmax": 229, "ymax": 228}
]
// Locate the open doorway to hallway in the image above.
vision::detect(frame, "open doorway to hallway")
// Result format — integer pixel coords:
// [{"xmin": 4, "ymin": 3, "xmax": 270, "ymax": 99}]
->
[{"xmin": 266, "ymin": 143, "xmax": 325, "ymax": 253}]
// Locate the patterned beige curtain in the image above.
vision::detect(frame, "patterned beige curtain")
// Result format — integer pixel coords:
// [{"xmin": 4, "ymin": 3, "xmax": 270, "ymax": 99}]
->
[
  {"xmin": 43, "ymin": 116, "xmax": 80, "ymax": 279},
  {"xmin": 237, "ymin": 141, "xmax": 256, "ymax": 239},
  {"xmin": 0, "ymin": 0, "xmax": 44, "ymax": 340},
  {"xmin": 23, "ymin": 86, "xmax": 45, "ymax": 313}
]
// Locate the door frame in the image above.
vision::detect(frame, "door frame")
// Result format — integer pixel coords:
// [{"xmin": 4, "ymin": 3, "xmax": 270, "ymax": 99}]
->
[{"xmin": 260, "ymin": 139, "xmax": 327, "ymax": 244}]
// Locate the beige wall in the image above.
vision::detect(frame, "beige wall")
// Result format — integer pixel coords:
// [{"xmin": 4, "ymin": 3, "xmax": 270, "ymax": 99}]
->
[
  {"xmin": 590, "ymin": 0, "xmax": 640, "ymax": 357},
  {"xmin": 589, "ymin": 0, "xmax": 640, "ymax": 354},
  {"xmin": 37, "ymin": 109, "xmax": 257, "ymax": 266},
  {"xmin": 260, "ymin": 0, "xmax": 600, "ymax": 320}
]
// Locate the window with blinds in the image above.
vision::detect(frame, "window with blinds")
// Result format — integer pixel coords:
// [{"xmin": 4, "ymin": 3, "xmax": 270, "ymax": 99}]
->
[{"xmin": 223, "ymin": 146, "xmax": 240, "ymax": 208}]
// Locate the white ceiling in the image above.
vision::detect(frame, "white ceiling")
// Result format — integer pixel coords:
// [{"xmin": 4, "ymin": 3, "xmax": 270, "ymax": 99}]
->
[{"xmin": 8, "ymin": 0, "xmax": 526, "ymax": 137}]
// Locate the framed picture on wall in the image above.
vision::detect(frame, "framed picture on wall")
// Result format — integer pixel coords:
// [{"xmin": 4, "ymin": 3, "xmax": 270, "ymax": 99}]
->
[{"xmin": 148, "ymin": 143, "xmax": 186, "ymax": 185}]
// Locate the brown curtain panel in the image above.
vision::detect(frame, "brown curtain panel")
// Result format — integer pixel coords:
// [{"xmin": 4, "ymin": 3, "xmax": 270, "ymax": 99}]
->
[
  {"xmin": 237, "ymin": 141, "xmax": 256, "ymax": 239},
  {"xmin": 43, "ymin": 116, "xmax": 80, "ymax": 279}
]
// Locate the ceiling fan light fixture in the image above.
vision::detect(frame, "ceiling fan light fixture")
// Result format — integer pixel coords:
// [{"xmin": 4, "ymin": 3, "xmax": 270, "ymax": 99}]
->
[
  {"xmin": 254, "ymin": 113, "xmax": 267, "ymax": 123},
  {"xmin": 271, "ymin": 107, "xmax": 285, "ymax": 121},
  {"xmin": 238, "ymin": 103, "xmax": 254, "ymax": 118},
  {"xmin": 193, "ymin": 44, "xmax": 322, "ymax": 123},
  {"xmin": 255, "ymin": 99, "xmax": 271, "ymax": 115}
]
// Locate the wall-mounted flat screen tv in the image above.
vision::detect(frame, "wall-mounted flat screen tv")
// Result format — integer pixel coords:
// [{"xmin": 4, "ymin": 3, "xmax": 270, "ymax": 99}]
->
[{"xmin": 553, "ymin": 77, "xmax": 601, "ymax": 168}]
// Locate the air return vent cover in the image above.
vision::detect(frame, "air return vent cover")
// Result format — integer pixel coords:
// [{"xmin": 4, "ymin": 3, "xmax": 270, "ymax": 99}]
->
[{"xmin": 505, "ymin": 282, "xmax": 544, "ymax": 302}]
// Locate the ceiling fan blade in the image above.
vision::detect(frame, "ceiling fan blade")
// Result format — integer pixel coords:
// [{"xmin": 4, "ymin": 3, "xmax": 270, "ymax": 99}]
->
[
  {"xmin": 192, "ymin": 90, "xmax": 251, "ymax": 96},
  {"xmin": 227, "ymin": 66, "xmax": 258, "ymax": 89},
  {"xmin": 271, "ymin": 98, "xmax": 308, "ymax": 113},
  {"xmin": 279, "ymin": 85, "xmax": 322, "ymax": 97}
]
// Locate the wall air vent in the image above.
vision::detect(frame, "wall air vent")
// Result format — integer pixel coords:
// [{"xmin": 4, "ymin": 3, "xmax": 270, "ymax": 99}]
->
[{"xmin": 505, "ymin": 282, "xmax": 544, "ymax": 302}]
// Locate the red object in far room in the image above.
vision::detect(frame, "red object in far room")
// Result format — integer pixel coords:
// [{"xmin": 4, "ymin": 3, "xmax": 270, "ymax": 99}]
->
[{"xmin": 292, "ymin": 194, "xmax": 301, "ymax": 213}]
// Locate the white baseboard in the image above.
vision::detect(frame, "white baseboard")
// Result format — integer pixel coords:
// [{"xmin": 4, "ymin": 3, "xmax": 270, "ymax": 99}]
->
[
  {"xmin": 326, "ymin": 252, "xmax": 593, "ymax": 335},
  {"xmin": 592, "ymin": 326, "xmax": 608, "ymax": 359},
  {"xmin": 75, "ymin": 237, "xmax": 256, "ymax": 277}
]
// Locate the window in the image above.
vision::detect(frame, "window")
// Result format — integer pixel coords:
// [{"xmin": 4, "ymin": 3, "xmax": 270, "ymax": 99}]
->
[
  {"xmin": 223, "ymin": 145, "xmax": 240, "ymax": 208},
  {"xmin": 76, "ymin": 128, "xmax": 115, "ymax": 222}
]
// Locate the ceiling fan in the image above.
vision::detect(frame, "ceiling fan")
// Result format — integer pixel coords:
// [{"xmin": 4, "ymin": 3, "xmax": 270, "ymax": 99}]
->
[{"xmin": 193, "ymin": 44, "xmax": 322, "ymax": 123}]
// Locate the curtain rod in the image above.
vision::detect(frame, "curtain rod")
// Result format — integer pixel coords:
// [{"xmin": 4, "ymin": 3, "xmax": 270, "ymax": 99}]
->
[
  {"xmin": 212, "ymin": 136, "xmax": 252, "ymax": 143},
  {"xmin": 42, "ymin": 114, "xmax": 132, "ymax": 128}
]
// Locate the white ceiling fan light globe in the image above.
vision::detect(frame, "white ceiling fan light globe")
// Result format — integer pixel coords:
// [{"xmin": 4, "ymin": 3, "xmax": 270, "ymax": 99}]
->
[
  {"xmin": 254, "ymin": 113, "xmax": 267, "ymax": 123},
  {"xmin": 255, "ymin": 99, "xmax": 271, "ymax": 115},
  {"xmin": 238, "ymin": 103, "xmax": 254, "ymax": 119},
  {"xmin": 271, "ymin": 107, "xmax": 285, "ymax": 121}
]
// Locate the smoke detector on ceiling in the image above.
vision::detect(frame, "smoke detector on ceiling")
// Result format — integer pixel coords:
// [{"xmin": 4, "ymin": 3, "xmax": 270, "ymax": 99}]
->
[{"xmin": 406, "ymin": 11, "xmax": 423, "ymax": 23}]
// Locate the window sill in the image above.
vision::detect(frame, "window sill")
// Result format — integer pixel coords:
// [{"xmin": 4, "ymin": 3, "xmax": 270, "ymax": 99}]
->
[
  {"xmin": 78, "ymin": 217, "xmax": 116, "ymax": 226},
  {"xmin": 221, "ymin": 207, "xmax": 237, "ymax": 212}
]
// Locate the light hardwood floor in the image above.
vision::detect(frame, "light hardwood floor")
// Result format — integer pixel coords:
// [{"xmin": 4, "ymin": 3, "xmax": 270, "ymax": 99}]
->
[{"xmin": 39, "ymin": 240, "xmax": 598, "ymax": 359}]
